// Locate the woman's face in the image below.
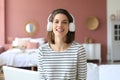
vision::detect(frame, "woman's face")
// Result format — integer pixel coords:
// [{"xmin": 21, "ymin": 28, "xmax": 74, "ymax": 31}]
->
[{"xmin": 52, "ymin": 13, "xmax": 69, "ymax": 38}]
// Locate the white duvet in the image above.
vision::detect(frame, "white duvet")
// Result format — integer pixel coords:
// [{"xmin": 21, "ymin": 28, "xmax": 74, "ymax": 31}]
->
[{"xmin": 0, "ymin": 48, "xmax": 38, "ymax": 67}]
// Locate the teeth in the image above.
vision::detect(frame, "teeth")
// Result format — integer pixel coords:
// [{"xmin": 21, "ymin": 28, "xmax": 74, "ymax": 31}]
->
[{"xmin": 56, "ymin": 29, "xmax": 64, "ymax": 32}]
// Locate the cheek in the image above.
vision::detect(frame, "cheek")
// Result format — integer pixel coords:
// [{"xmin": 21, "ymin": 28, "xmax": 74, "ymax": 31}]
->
[
  {"xmin": 65, "ymin": 25, "xmax": 69, "ymax": 31},
  {"xmin": 66, "ymin": 29, "xmax": 69, "ymax": 33},
  {"xmin": 64, "ymin": 27, "xmax": 69, "ymax": 34},
  {"xmin": 52, "ymin": 26, "xmax": 56, "ymax": 31},
  {"xmin": 52, "ymin": 26, "xmax": 56, "ymax": 33}
]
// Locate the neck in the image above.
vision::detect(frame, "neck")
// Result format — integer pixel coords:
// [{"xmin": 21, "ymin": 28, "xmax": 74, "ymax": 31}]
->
[
  {"xmin": 50, "ymin": 41, "xmax": 71, "ymax": 52},
  {"xmin": 51, "ymin": 43, "xmax": 66, "ymax": 52}
]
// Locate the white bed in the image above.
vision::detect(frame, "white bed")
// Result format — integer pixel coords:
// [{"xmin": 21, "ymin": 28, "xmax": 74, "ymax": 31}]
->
[
  {"xmin": 0, "ymin": 48, "xmax": 38, "ymax": 67},
  {"xmin": 0, "ymin": 37, "xmax": 45, "ymax": 68}
]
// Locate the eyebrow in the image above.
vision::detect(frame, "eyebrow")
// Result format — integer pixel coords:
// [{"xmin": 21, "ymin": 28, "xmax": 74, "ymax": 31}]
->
[
  {"xmin": 54, "ymin": 19, "xmax": 68, "ymax": 22},
  {"xmin": 63, "ymin": 20, "xmax": 69, "ymax": 22}
]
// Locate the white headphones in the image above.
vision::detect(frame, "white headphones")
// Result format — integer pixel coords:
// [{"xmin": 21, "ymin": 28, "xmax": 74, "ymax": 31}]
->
[{"xmin": 47, "ymin": 14, "xmax": 75, "ymax": 32}]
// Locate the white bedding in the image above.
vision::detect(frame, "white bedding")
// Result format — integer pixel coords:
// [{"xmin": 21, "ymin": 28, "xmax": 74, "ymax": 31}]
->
[{"xmin": 0, "ymin": 48, "xmax": 38, "ymax": 67}]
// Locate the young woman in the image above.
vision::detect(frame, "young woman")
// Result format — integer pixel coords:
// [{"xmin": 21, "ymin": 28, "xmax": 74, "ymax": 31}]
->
[{"xmin": 38, "ymin": 8, "xmax": 87, "ymax": 80}]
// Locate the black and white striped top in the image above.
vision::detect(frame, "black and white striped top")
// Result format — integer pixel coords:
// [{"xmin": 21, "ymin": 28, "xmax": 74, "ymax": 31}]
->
[{"xmin": 38, "ymin": 42, "xmax": 87, "ymax": 80}]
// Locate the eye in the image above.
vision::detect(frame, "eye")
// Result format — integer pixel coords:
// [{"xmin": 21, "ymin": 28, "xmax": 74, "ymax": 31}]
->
[
  {"xmin": 53, "ymin": 20, "xmax": 59, "ymax": 24},
  {"xmin": 62, "ymin": 21, "xmax": 68, "ymax": 24}
]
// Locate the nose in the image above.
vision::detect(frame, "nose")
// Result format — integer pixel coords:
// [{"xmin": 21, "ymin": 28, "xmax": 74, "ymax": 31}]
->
[{"xmin": 57, "ymin": 22, "xmax": 62, "ymax": 27}]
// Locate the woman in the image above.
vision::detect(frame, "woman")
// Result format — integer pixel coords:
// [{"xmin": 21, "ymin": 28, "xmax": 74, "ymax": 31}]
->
[{"xmin": 38, "ymin": 8, "xmax": 87, "ymax": 80}]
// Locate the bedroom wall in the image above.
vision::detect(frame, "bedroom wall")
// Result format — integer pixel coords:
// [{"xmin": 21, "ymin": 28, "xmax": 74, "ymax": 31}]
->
[
  {"xmin": 0, "ymin": 0, "xmax": 107, "ymax": 63},
  {"xmin": 0, "ymin": 0, "xmax": 5, "ymax": 45}
]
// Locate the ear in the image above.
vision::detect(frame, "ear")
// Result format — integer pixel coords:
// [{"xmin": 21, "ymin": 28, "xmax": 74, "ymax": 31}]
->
[{"xmin": 69, "ymin": 22, "xmax": 75, "ymax": 32}]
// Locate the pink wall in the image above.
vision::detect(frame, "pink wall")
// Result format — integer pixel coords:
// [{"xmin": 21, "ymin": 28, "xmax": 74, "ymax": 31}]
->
[
  {"xmin": 0, "ymin": 0, "xmax": 5, "ymax": 45},
  {"xmin": 1, "ymin": 0, "xmax": 107, "ymax": 63}
]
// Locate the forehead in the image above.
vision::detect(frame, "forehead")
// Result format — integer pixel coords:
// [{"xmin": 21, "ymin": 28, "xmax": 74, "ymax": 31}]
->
[{"xmin": 53, "ymin": 13, "xmax": 68, "ymax": 21}]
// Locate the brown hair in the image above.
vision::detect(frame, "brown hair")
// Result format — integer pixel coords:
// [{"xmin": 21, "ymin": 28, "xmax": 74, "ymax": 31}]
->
[{"xmin": 47, "ymin": 8, "xmax": 75, "ymax": 44}]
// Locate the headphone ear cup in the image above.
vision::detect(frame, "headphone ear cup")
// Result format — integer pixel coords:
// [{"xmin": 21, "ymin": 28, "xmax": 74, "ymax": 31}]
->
[
  {"xmin": 47, "ymin": 22, "xmax": 52, "ymax": 31},
  {"xmin": 69, "ymin": 23, "xmax": 75, "ymax": 32}
]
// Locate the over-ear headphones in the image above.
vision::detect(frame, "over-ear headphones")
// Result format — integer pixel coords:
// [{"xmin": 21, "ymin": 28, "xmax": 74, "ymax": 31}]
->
[{"xmin": 47, "ymin": 14, "xmax": 75, "ymax": 32}]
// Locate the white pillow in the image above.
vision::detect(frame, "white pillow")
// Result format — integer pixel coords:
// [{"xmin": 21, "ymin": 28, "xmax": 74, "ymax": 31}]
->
[
  {"xmin": 30, "ymin": 38, "xmax": 45, "ymax": 46},
  {"xmin": 12, "ymin": 37, "xmax": 31, "ymax": 47},
  {"xmin": 12, "ymin": 37, "xmax": 45, "ymax": 47},
  {"xmin": 12, "ymin": 40, "xmax": 18, "ymax": 46},
  {"xmin": 15, "ymin": 37, "xmax": 31, "ymax": 41},
  {"xmin": 87, "ymin": 63, "xmax": 99, "ymax": 80}
]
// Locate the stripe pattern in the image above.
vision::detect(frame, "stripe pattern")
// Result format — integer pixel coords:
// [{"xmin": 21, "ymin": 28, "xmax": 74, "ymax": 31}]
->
[{"xmin": 38, "ymin": 42, "xmax": 87, "ymax": 80}]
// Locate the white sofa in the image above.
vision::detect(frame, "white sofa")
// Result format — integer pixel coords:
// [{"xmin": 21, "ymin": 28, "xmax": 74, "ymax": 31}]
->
[
  {"xmin": 87, "ymin": 63, "xmax": 99, "ymax": 80},
  {"xmin": 87, "ymin": 63, "xmax": 120, "ymax": 80},
  {"xmin": 3, "ymin": 63, "xmax": 120, "ymax": 80},
  {"xmin": 3, "ymin": 66, "xmax": 39, "ymax": 80}
]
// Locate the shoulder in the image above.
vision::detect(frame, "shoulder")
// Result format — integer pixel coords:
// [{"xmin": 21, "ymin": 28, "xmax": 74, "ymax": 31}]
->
[
  {"xmin": 38, "ymin": 43, "xmax": 49, "ymax": 49},
  {"xmin": 73, "ymin": 42, "xmax": 86, "ymax": 57},
  {"xmin": 72, "ymin": 41, "xmax": 85, "ymax": 51},
  {"xmin": 72, "ymin": 41, "xmax": 83, "ymax": 47},
  {"xmin": 37, "ymin": 43, "xmax": 51, "ymax": 54}
]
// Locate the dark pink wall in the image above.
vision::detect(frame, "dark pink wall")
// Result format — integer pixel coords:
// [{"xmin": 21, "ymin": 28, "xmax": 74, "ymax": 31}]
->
[{"xmin": 1, "ymin": 0, "xmax": 107, "ymax": 63}]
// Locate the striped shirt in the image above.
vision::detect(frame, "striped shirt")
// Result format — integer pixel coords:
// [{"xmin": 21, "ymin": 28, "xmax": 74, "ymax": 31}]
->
[{"xmin": 38, "ymin": 42, "xmax": 87, "ymax": 80}]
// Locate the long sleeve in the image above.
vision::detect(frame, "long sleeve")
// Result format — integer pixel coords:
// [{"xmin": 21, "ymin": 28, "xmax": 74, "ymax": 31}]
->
[{"xmin": 77, "ymin": 45, "xmax": 87, "ymax": 80}]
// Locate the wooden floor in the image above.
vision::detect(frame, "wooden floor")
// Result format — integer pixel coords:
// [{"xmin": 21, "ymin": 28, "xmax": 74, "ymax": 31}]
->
[
  {"xmin": 0, "ymin": 73, "xmax": 4, "ymax": 80},
  {"xmin": 0, "ymin": 66, "xmax": 4, "ymax": 80}
]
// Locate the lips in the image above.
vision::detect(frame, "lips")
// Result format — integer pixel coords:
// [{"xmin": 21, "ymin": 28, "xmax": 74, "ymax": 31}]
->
[{"xmin": 56, "ymin": 28, "xmax": 64, "ymax": 32}]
